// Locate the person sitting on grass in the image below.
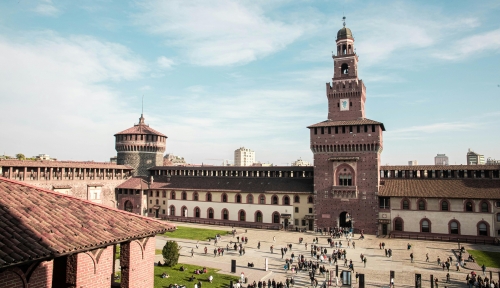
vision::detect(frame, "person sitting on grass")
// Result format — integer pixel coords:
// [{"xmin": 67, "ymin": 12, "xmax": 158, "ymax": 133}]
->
[
  {"xmin": 180, "ymin": 266, "xmax": 185, "ymax": 271},
  {"xmin": 208, "ymin": 275, "xmax": 213, "ymax": 283},
  {"xmin": 161, "ymin": 272, "xmax": 169, "ymax": 278},
  {"xmin": 189, "ymin": 275, "xmax": 195, "ymax": 281},
  {"xmin": 203, "ymin": 267, "xmax": 207, "ymax": 274}
]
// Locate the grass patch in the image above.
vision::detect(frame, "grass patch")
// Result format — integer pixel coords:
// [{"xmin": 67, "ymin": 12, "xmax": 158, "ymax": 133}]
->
[
  {"xmin": 155, "ymin": 263, "xmax": 239, "ymax": 288},
  {"xmin": 115, "ymin": 244, "xmax": 120, "ymax": 260},
  {"xmin": 164, "ymin": 226, "xmax": 230, "ymax": 241},
  {"xmin": 156, "ymin": 249, "xmax": 163, "ymax": 255},
  {"xmin": 468, "ymin": 250, "xmax": 500, "ymax": 268}
]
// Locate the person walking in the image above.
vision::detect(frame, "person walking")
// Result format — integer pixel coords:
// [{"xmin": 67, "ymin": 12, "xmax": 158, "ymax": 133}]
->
[
  {"xmin": 426, "ymin": 253, "xmax": 429, "ymax": 262},
  {"xmin": 482, "ymin": 264, "xmax": 486, "ymax": 276},
  {"xmin": 273, "ymin": 236, "xmax": 276, "ymax": 243},
  {"xmin": 410, "ymin": 253, "xmax": 414, "ymax": 263},
  {"xmin": 191, "ymin": 248, "xmax": 194, "ymax": 257},
  {"xmin": 363, "ymin": 257, "xmax": 367, "ymax": 268}
]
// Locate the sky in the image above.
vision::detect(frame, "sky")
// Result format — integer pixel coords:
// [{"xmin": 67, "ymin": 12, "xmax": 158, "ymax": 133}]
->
[{"xmin": 0, "ymin": 0, "xmax": 499, "ymax": 166}]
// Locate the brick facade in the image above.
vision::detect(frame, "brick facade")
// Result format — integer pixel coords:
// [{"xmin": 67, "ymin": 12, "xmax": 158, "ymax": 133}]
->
[
  {"xmin": 120, "ymin": 237, "xmax": 155, "ymax": 288},
  {"xmin": 310, "ymin": 24, "xmax": 384, "ymax": 235}
]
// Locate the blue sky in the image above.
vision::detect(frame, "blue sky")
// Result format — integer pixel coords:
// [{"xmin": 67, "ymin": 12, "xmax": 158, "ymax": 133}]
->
[{"xmin": 1, "ymin": 0, "xmax": 499, "ymax": 165}]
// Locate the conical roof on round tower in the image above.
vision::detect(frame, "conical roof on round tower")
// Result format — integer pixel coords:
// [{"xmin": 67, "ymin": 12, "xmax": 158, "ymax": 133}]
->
[{"xmin": 114, "ymin": 114, "xmax": 167, "ymax": 137}]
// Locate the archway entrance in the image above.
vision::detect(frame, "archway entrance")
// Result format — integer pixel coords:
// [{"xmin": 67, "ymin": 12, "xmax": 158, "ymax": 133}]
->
[
  {"xmin": 124, "ymin": 200, "xmax": 133, "ymax": 212},
  {"xmin": 339, "ymin": 211, "xmax": 351, "ymax": 228}
]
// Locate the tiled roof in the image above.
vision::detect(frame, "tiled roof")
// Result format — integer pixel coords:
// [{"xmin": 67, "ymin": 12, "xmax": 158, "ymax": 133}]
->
[
  {"xmin": 378, "ymin": 179, "xmax": 500, "ymax": 199},
  {"xmin": 0, "ymin": 177, "xmax": 174, "ymax": 268},
  {"xmin": 381, "ymin": 165, "xmax": 500, "ymax": 170},
  {"xmin": 118, "ymin": 176, "xmax": 314, "ymax": 193},
  {"xmin": 115, "ymin": 124, "xmax": 166, "ymax": 137},
  {"xmin": 307, "ymin": 118, "xmax": 385, "ymax": 131},
  {"xmin": 0, "ymin": 160, "xmax": 133, "ymax": 170}
]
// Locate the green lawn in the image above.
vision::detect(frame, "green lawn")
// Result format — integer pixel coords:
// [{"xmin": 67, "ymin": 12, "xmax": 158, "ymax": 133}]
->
[
  {"xmin": 468, "ymin": 250, "xmax": 500, "ymax": 268},
  {"xmin": 156, "ymin": 249, "xmax": 162, "ymax": 255},
  {"xmin": 164, "ymin": 226, "xmax": 230, "ymax": 241},
  {"xmin": 154, "ymin": 263, "xmax": 239, "ymax": 288}
]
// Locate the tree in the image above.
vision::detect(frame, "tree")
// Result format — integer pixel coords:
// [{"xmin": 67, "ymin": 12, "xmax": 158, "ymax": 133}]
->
[
  {"xmin": 16, "ymin": 153, "xmax": 25, "ymax": 160},
  {"xmin": 162, "ymin": 241, "xmax": 180, "ymax": 267}
]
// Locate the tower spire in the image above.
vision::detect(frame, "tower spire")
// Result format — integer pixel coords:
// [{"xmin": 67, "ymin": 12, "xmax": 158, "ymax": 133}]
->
[
  {"xmin": 139, "ymin": 95, "xmax": 145, "ymax": 124},
  {"xmin": 342, "ymin": 15, "xmax": 346, "ymax": 27}
]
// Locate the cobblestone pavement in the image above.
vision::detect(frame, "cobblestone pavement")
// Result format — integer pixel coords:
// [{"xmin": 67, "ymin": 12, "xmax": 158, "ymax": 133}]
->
[{"xmin": 155, "ymin": 223, "xmax": 500, "ymax": 287}]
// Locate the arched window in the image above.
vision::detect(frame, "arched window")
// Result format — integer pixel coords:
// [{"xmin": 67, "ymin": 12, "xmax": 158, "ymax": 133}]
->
[
  {"xmin": 181, "ymin": 206, "xmax": 187, "ymax": 217},
  {"xmin": 394, "ymin": 218, "xmax": 403, "ymax": 231},
  {"xmin": 294, "ymin": 195, "xmax": 300, "ymax": 203},
  {"xmin": 170, "ymin": 191, "xmax": 176, "ymax": 199},
  {"xmin": 247, "ymin": 194, "xmax": 253, "ymax": 204},
  {"xmin": 156, "ymin": 199, "xmax": 159, "ymax": 205},
  {"xmin": 255, "ymin": 211, "xmax": 263, "ymax": 223},
  {"xmin": 222, "ymin": 193, "xmax": 228, "ymax": 203},
  {"xmin": 283, "ymin": 196, "xmax": 290, "ymax": 205},
  {"xmin": 272, "ymin": 195, "xmax": 278, "ymax": 205},
  {"xmin": 236, "ymin": 194, "xmax": 242, "ymax": 203},
  {"xmin": 124, "ymin": 200, "xmax": 133, "ymax": 212},
  {"xmin": 450, "ymin": 221, "xmax": 459, "ymax": 234},
  {"xmin": 194, "ymin": 207, "xmax": 200, "ymax": 218},
  {"xmin": 222, "ymin": 209, "xmax": 229, "ymax": 220},
  {"xmin": 341, "ymin": 63, "xmax": 349, "ymax": 74},
  {"xmin": 206, "ymin": 192, "xmax": 212, "ymax": 202},
  {"xmin": 193, "ymin": 192, "xmax": 199, "ymax": 201},
  {"xmin": 239, "ymin": 210, "xmax": 246, "ymax": 221},
  {"xmin": 163, "ymin": 191, "xmax": 167, "ymax": 198},
  {"xmin": 480, "ymin": 201, "xmax": 489, "ymax": 212},
  {"xmin": 169, "ymin": 205, "xmax": 175, "ymax": 216},
  {"xmin": 208, "ymin": 208, "xmax": 214, "ymax": 219},
  {"xmin": 478, "ymin": 222, "xmax": 488, "ymax": 236},
  {"xmin": 402, "ymin": 199, "xmax": 409, "ymax": 210},
  {"xmin": 465, "ymin": 201, "xmax": 474, "ymax": 212},
  {"xmin": 272, "ymin": 212, "xmax": 280, "ymax": 224},
  {"xmin": 308, "ymin": 196, "xmax": 314, "ymax": 203},
  {"xmin": 182, "ymin": 191, "xmax": 187, "ymax": 200},
  {"xmin": 342, "ymin": 45, "xmax": 347, "ymax": 55},
  {"xmin": 339, "ymin": 174, "xmax": 352, "ymax": 186},
  {"xmin": 259, "ymin": 194, "xmax": 266, "ymax": 204},
  {"xmin": 418, "ymin": 200, "xmax": 426, "ymax": 210},
  {"xmin": 441, "ymin": 200, "xmax": 449, "ymax": 211},
  {"xmin": 421, "ymin": 219, "xmax": 430, "ymax": 233}
]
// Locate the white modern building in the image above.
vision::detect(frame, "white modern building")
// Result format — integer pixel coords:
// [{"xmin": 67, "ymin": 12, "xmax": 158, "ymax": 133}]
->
[
  {"xmin": 292, "ymin": 158, "xmax": 311, "ymax": 166},
  {"xmin": 234, "ymin": 147, "xmax": 255, "ymax": 166},
  {"xmin": 467, "ymin": 149, "xmax": 485, "ymax": 165},
  {"xmin": 434, "ymin": 154, "xmax": 449, "ymax": 165},
  {"xmin": 408, "ymin": 160, "xmax": 418, "ymax": 166}
]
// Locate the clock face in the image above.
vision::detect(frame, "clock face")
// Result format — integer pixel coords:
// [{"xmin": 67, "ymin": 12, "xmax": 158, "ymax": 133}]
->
[{"xmin": 340, "ymin": 99, "xmax": 349, "ymax": 111}]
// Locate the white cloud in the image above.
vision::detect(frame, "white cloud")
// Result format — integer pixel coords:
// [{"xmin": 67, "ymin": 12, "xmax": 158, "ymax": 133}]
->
[
  {"xmin": 157, "ymin": 56, "xmax": 175, "ymax": 69},
  {"xmin": 140, "ymin": 85, "xmax": 151, "ymax": 91},
  {"xmin": 34, "ymin": 0, "xmax": 60, "ymax": 17},
  {"xmin": 133, "ymin": 0, "xmax": 308, "ymax": 66},
  {"xmin": 0, "ymin": 31, "xmax": 147, "ymax": 160},
  {"xmin": 390, "ymin": 122, "xmax": 474, "ymax": 134},
  {"xmin": 432, "ymin": 29, "xmax": 500, "ymax": 60}
]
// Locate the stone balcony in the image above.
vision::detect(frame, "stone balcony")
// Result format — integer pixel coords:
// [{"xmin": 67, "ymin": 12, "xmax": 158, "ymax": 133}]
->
[{"xmin": 331, "ymin": 185, "xmax": 358, "ymax": 199}]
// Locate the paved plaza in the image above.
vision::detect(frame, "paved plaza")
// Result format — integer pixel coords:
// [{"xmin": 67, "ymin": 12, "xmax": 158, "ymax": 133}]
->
[{"xmin": 155, "ymin": 223, "xmax": 500, "ymax": 287}]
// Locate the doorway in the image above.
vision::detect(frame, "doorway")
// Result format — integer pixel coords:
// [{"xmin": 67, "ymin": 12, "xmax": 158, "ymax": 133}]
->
[
  {"xmin": 339, "ymin": 211, "xmax": 351, "ymax": 228},
  {"xmin": 382, "ymin": 224, "xmax": 388, "ymax": 235},
  {"xmin": 308, "ymin": 220, "xmax": 314, "ymax": 231}
]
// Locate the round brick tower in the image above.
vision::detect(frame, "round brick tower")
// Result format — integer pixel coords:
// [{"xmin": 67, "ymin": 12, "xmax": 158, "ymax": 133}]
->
[{"xmin": 114, "ymin": 114, "xmax": 167, "ymax": 176}]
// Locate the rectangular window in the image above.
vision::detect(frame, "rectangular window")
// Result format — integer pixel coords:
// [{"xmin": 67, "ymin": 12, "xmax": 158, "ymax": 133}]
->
[
  {"xmin": 294, "ymin": 219, "xmax": 299, "ymax": 226},
  {"xmin": 321, "ymin": 127, "xmax": 324, "ymax": 134},
  {"xmin": 163, "ymin": 201, "xmax": 165, "ymax": 205},
  {"xmin": 372, "ymin": 125, "xmax": 376, "ymax": 132},
  {"xmin": 342, "ymin": 126, "xmax": 345, "ymax": 133},
  {"xmin": 364, "ymin": 125, "xmax": 367, "ymax": 133},
  {"xmin": 295, "ymin": 207, "xmax": 299, "ymax": 213},
  {"xmin": 162, "ymin": 209, "xmax": 165, "ymax": 214},
  {"xmin": 349, "ymin": 126, "xmax": 353, "ymax": 133},
  {"xmin": 302, "ymin": 220, "xmax": 306, "ymax": 226},
  {"xmin": 496, "ymin": 201, "xmax": 500, "ymax": 207},
  {"xmin": 357, "ymin": 126, "xmax": 360, "ymax": 133},
  {"xmin": 156, "ymin": 191, "xmax": 159, "ymax": 197},
  {"xmin": 335, "ymin": 127, "xmax": 338, "ymax": 134},
  {"xmin": 150, "ymin": 191, "xmax": 153, "ymax": 197},
  {"xmin": 379, "ymin": 197, "xmax": 390, "ymax": 209},
  {"xmin": 309, "ymin": 208, "xmax": 313, "ymax": 213},
  {"xmin": 328, "ymin": 127, "xmax": 331, "ymax": 134},
  {"xmin": 149, "ymin": 200, "xmax": 152, "ymax": 204},
  {"xmin": 314, "ymin": 128, "xmax": 317, "ymax": 135}
]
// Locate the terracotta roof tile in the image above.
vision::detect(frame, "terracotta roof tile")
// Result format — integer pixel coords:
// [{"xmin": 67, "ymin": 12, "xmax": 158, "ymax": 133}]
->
[
  {"xmin": 0, "ymin": 160, "xmax": 133, "ymax": 170},
  {"xmin": 379, "ymin": 179, "xmax": 500, "ymax": 199},
  {"xmin": 118, "ymin": 176, "xmax": 314, "ymax": 193},
  {"xmin": 381, "ymin": 165, "xmax": 500, "ymax": 170},
  {"xmin": 114, "ymin": 123, "xmax": 166, "ymax": 137},
  {"xmin": 307, "ymin": 118, "xmax": 385, "ymax": 130},
  {"xmin": 0, "ymin": 177, "xmax": 175, "ymax": 269}
]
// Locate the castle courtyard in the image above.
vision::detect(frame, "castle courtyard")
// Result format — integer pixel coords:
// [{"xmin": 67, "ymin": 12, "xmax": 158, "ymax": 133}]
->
[{"xmin": 155, "ymin": 223, "xmax": 500, "ymax": 287}]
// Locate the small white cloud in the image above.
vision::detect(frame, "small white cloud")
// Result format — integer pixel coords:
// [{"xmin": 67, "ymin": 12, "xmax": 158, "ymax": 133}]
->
[
  {"xmin": 34, "ymin": 0, "xmax": 60, "ymax": 17},
  {"xmin": 432, "ymin": 29, "xmax": 500, "ymax": 60},
  {"xmin": 390, "ymin": 122, "xmax": 474, "ymax": 134},
  {"xmin": 140, "ymin": 85, "xmax": 151, "ymax": 91},
  {"xmin": 157, "ymin": 56, "xmax": 175, "ymax": 69}
]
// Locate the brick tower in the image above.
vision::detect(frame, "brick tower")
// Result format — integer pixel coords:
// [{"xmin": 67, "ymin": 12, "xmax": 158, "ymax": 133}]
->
[
  {"xmin": 308, "ymin": 18, "xmax": 385, "ymax": 234},
  {"xmin": 115, "ymin": 114, "xmax": 167, "ymax": 176}
]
